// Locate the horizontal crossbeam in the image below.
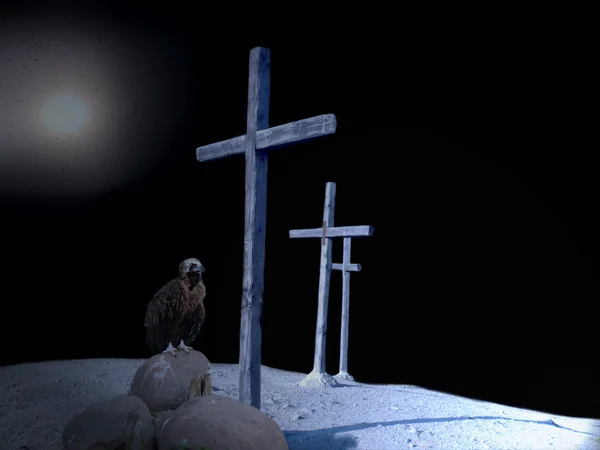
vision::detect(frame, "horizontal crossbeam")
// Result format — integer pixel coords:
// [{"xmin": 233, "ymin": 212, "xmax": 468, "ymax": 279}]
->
[
  {"xmin": 196, "ymin": 114, "xmax": 337, "ymax": 162},
  {"xmin": 289, "ymin": 225, "xmax": 374, "ymax": 239},
  {"xmin": 332, "ymin": 263, "xmax": 361, "ymax": 272}
]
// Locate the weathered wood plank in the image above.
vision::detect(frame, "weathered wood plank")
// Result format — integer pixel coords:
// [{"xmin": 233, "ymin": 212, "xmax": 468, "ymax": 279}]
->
[
  {"xmin": 289, "ymin": 225, "xmax": 374, "ymax": 239},
  {"xmin": 196, "ymin": 114, "xmax": 337, "ymax": 162},
  {"xmin": 195, "ymin": 47, "xmax": 340, "ymax": 405},
  {"xmin": 313, "ymin": 181, "xmax": 336, "ymax": 373},
  {"xmin": 238, "ymin": 47, "xmax": 270, "ymax": 410},
  {"xmin": 332, "ymin": 263, "xmax": 361, "ymax": 272},
  {"xmin": 338, "ymin": 238, "xmax": 352, "ymax": 376}
]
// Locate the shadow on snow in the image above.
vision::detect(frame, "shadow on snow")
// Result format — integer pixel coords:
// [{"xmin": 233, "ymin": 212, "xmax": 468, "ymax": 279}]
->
[{"xmin": 283, "ymin": 415, "xmax": 598, "ymax": 449}]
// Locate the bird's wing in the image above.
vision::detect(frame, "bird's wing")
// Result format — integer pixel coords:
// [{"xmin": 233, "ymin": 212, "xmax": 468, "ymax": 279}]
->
[
  {"xmin": 181, "ymin": 300, "xmax": 206, "ymax": 345},
  {"xmin": 176, "ymin": 281, "xmax": 207, "ymax": 346},
  {"xmin": 144, "ymin": 279, "xmax": 183, "ymax": 354}
]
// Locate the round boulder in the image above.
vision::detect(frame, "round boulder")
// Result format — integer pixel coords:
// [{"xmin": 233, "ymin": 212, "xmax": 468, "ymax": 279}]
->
[
  {"xmin": 157, "ymin": 394, "xmax": 289, "ymax": 450},
  {"xmin": 63, "ymin": 394, "xmax": 154, "ymax": 450},
  {"xmin": 130, "ymin": 350, "xmax": 212, "ymax": 414}
]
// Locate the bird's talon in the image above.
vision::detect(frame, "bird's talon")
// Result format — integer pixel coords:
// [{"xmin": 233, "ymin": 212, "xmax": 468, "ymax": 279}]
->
[
  {"xmin": 177, "ymin": 340, "xmax": 193, "ymax": 353},
  {"xmin": 162, "ymin": 343, "xmax": 177, "ymax": 356}
]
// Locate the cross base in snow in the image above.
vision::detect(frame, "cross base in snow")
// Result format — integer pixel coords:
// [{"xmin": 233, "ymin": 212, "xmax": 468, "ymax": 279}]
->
[
  {"xmin": 299, "ymin": 370, "xmax": 338, "ymax": 387},
  {"xmin": 335, "ymin": 371, "xmax": 354, "ymax": 381}
]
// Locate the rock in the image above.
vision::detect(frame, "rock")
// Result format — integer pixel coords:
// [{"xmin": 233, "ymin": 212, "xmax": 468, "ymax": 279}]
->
[
  {"xmin": 156, "ymin": 394, "xmax": 288, "ymax": 450},
  {"xmin": 153, "ymin": 409, "xmax": 176, "ymax": 439},
  {"xmin": 130, "ymin": 350, "xmax": 212, "ymax": 414},
  {"xmin": 62, "ymin": 394, "xmax": 154, "ymax": 450}
]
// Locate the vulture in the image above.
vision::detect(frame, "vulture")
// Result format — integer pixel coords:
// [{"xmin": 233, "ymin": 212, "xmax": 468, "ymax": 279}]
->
[{"xmin": 144, "ymin": 258, "xmax": 206, "ymax": 355}]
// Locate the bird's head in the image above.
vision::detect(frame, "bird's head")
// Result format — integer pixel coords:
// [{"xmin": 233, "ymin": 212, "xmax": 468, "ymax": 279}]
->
[{"xmin": 179, "ymin": 258, "xmax": 205, "ymax": 276}]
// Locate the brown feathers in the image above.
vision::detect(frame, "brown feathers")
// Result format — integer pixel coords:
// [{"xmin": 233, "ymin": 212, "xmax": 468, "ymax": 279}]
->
[{"xmin": 144, "ymin": 271, "xmax": 206, "ymax": 355}]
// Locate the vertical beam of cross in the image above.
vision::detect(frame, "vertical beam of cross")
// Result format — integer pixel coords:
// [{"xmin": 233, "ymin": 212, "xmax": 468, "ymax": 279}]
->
[
  {"xmin": 314, "ymin": 182, "xmax": 336, "ymax": 374},
  {"xmin": 238, "ymin": 47, "xmax": 270, "ymax": 409}
]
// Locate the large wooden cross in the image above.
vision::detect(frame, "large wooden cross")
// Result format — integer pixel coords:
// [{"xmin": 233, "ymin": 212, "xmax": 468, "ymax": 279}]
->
[
  {"xmin": 195, "ymin": 47, "xmax": 337, "ymax": 409},
  {"xmin": 289, "ymin": 182, "xmax": 374, "ymax": 386}
]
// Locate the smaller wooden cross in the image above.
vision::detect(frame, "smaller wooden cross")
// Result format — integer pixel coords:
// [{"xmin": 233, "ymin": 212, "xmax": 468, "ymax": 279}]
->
[
  {"xmin": 289, "ymin": 182, "xmax": 374, "ymax": 386},
  {"xmin": 332, "ymin": 237, "xmax": 362, "ymax": 381}
]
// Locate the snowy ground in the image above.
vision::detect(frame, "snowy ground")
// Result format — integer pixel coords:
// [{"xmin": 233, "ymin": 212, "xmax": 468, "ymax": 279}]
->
[{"xmin": 1, "ymin": 359, "xmax": 599, "ymax": 449}]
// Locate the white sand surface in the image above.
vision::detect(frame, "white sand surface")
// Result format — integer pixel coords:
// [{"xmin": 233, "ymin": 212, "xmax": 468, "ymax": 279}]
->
[{"xmin": 1, "ymin": 359, "xmax": 599, "ymax": 449}]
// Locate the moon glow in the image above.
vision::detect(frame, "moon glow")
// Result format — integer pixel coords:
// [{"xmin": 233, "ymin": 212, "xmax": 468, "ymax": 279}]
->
[
  {"xmin": 39, "ymin": 92, "xmax": 88, "ymax": 134},
  {"xmin": 0, "ymin": 15, "xmax": 189, "ymax": 198}
]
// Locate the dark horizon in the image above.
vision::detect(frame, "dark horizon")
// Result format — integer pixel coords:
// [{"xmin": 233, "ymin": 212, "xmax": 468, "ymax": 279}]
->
[{"xmin": 0, "ymin": 3, "xmax": 597, "ymax": 419}]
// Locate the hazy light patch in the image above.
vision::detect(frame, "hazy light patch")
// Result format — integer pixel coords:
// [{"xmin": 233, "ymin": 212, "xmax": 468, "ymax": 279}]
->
[
  {"xmin": 39, "ymin": 91, "xmax": 87, "ymax": 134},
  {"xmin": 0, "ymin": 14, "xmax": 190, "ymax": 198}
]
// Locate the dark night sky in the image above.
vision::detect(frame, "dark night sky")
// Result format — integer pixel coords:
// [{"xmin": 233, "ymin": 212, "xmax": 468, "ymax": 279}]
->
[{"xmin": 0, "ymin": 3, "xmax": 597, "ymax": 418}]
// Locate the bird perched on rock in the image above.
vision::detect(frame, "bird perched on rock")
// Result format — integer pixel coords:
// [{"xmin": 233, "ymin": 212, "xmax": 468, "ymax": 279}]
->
[{"xmin": 144, "ymin": 258, "xmax": 206, "ymax": 356}]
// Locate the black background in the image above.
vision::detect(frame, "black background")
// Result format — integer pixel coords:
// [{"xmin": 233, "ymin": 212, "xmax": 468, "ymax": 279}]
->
[{"xmin": 0, "ymin": 3, "xmax": 597, "ymax": 418}]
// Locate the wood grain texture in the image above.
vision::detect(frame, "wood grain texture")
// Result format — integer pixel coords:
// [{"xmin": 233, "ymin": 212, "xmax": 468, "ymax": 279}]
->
[
  {"xmin": 239, "ymin": 46, "xmax": 270, "ymax": 409},
  {"xmin": 313, "ymin": 181, "xmax": 336, "ymax": 373},
  {"xmin": 289, "ymin": 225, "xmax": 374, "ymax": 239},
  {"xmin": 196, "ymin": 114, "xmax": 337, "ymax": 162}
]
